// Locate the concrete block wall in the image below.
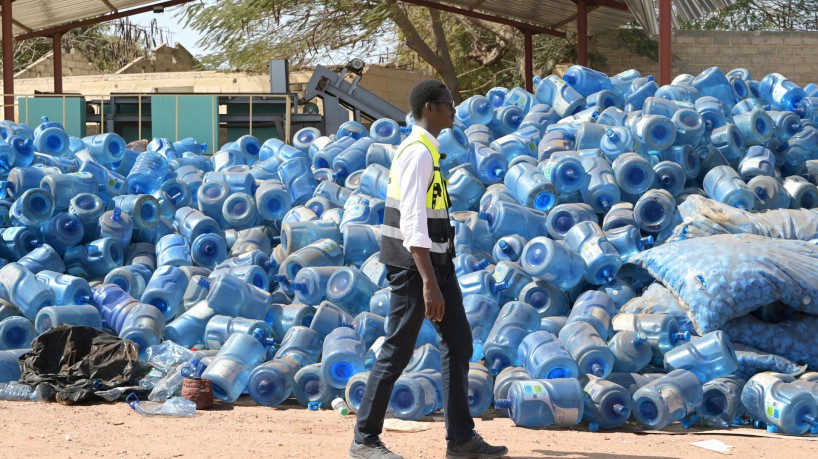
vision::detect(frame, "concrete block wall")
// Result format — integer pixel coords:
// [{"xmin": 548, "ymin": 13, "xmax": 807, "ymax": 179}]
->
[
  {"xmin": 591, "ymin": 30, "xmax": 818, "ymax": 85},
  {"xmin": 14, "ymin": 49, "xmax": 101, "ymax": 79},
  {"xmin": 116, "ymin": 43, "xmax": 198, "ymax": 74}
]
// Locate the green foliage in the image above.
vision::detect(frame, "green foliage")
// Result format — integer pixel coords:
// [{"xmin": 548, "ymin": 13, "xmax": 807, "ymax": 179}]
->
[
  {"xmin": 178, "ymin": 0, "xmax": 396, "ymax": 71},
  {"xmin": 680, "ymin": 0, "xmax": 818, "ymax": 31},
  {"xmin": 617, "ymin": 28, "xmax": 659, "ymax": 61},
  {"xmin": 2, "ymin": 20, "xmax": 171, "ymax": 74}
]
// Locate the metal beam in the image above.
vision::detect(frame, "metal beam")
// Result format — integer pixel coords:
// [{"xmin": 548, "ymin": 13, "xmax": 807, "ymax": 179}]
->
[
  {"xmin": 99, "ymin": 0, "xmax": 119, "ymax": 13},
  {"xmin": 2, "ymin": 0, "xmax": 13, "ymax": 120},
  {"xmin": 11, "ymin": 19, "xmax": 31, "ymax": 33},
  {"xmin": 523, "ymin": 29, "xmax": 533, "ymax": 92},
  {"xmin": 53, "ymin": 33, "xmax": 62, "ymax": 94},
  {"xmin": 549, "ymin": 5, "xmax": 600, "ymax": 29},
  {"xmin": 592, "ymin": 0, "xmax": 630, "ymax": 11},
  {"xmin": 659, "ymin": 0, "xmax": 672, "ymax": 85},
  {"xmin": 577, "ymin": 0, "xmax": 588, "ymax": 66},
  {"xmin": 16, "ymin": 0, "xmax": 195, "ymax": 40},
  {"xmin": 399, "ymin": 0, "xmax": 567, "ymax": 38}
]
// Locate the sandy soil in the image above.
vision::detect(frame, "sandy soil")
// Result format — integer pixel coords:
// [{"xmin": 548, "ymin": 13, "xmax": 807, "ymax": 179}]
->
[{"xmin": 1, "ymin": 398, "xmax": 817, "ymax": 459}]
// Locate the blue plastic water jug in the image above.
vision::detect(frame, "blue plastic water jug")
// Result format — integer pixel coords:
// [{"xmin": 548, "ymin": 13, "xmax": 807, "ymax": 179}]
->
[
  {"xmin": 632, "ymin": 369, "xmax": 704, "ymax": 430},
  {"xmin": 494, "ymin": 378, "xmax": 584, "ymax": 427}
]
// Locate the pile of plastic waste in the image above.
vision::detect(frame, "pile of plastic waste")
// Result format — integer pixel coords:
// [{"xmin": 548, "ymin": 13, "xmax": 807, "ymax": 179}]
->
[{"xmin": 0, "ymin": 64, "xmax": 817, "ymax": 435}]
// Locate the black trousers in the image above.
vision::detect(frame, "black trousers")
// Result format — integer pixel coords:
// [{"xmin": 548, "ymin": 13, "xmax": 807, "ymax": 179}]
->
[{"xmin": 353, "ymin": 261, "xmax": 475, "ymax": 447}]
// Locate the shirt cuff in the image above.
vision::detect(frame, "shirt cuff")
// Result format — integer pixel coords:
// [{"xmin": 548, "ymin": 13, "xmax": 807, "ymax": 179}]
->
[{"xmin": 403, "ymin": 233, "xmax": 433, "ymax": 251}]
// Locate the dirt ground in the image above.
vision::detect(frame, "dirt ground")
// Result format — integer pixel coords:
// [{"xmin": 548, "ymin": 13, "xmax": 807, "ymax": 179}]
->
[{"xmin": 1, "ymin": 398, "xmax": 817, "ymax": 459}]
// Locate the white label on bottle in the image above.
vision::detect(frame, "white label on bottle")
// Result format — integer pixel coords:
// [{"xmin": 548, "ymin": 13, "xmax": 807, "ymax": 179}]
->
[
  {"xmin": 580, "ymin": 238, "xmax": 605, "ymax": 262},
  {"xmin": 543, "ymin": 162, "xmax": 555, "ymax": 180},
  {"xmin": 2, "ymin": 227, "xmax": 24, "ymax": 242},
  {"xmin": 492, "ymin": 263, "xmax": 509, "ymax": 282},
  {"xmin": 522, "ymin": 381, "xmax": 547, "ymax": 401},
  {"xmin": 315, "ymin": 239, "xmax": 341, "ymax": 257},
  {"xmin": 71, "ymin": 172, "xmax": 93, "ymax": 179},
  {"xmin": 187, "ymin": 303, "xmax": 215, "ymax": 320},
  {"xmin": 659, "ymin": 385, "xmax": 685, "ymax": 414},
  {"xmin": 751, "ymin": 374, "xmax": 785, "ymax": 420}
]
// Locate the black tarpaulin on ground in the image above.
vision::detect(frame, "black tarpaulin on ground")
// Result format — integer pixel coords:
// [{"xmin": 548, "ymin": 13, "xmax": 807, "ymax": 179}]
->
[{"xmin": 18, "ymin": 325, "xmax": 140, "ymax": 404}]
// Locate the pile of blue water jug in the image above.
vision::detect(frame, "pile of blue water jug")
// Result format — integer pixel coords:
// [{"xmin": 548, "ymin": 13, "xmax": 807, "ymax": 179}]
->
[{"xmin": 0, "ymin": 64, "xmax": 818, "ymax": 435}]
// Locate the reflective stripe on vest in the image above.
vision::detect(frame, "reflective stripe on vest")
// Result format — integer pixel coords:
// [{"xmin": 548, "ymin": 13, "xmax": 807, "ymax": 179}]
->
[{"xmin": 379, "ymin": 131, "xmax": 453, "ymax": 269}]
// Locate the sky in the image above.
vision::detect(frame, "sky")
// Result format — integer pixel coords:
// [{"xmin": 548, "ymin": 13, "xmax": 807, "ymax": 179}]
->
[
  {"xmin": 129, "ymin": 5, "xmax": 208, "ymax": 57},
  {"xmin": 126, "ymin": 3, "xmax": 396, "ymax": 65}
]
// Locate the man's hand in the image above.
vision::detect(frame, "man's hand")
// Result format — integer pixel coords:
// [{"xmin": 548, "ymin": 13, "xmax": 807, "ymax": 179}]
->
[
  {"xmin": 423, "ymin": 280, "xmax": 445, "ymax": 322},
  {"xmin": 411, "ymin": 246, "xmax": 445, "ymax": 322}
]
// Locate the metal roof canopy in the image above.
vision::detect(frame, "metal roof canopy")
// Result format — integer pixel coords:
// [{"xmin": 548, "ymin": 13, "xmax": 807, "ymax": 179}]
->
[{"xmin": 1, "ymin": 0, "xmax": 194, "ymax": 119}]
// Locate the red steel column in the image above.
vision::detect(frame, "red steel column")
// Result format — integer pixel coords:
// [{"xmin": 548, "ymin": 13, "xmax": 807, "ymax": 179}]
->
[
  {"xmin": 577, "ymin": 0, "xmax": 589, "ymax": 67},
  {"xmin": 659, "ymin": 0, "xmax": 672, "ymax": 85},
  {"xmin": 53, "ymin": 33, "xmax": 63, "ymax": 94},
  {"xmin": 2, "ymin": 0, "xmax": 14, "ymax": 120},
  {"xmin": 524, "ymin": 29, "xmax": 534, "ymax": 92}
]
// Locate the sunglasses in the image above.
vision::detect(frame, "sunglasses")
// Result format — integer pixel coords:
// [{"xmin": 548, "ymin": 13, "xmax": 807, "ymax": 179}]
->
[{"xmin": 428, "ymin": 100, "xmax": 456, "ymax": 110}]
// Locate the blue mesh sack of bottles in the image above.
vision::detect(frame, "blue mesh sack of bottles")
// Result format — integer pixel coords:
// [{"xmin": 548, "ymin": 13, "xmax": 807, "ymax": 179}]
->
[
  {"xmin": 628, "ymin": 234, "xmax": 818, "ymax": 335},
  {"xmin": 669, "ymin": 195, "xmax": 818, "ymax": 242},
  {"xmin": 618, "ymin": 283, "xmax": 694, "ymax": 331},
  {"xmin": 722, "ymin": 313, "xmax": 818, "ymax": 369},
  {"xmin": 731, "ymin": 343, "xmax": 807, "ymax": 380}
]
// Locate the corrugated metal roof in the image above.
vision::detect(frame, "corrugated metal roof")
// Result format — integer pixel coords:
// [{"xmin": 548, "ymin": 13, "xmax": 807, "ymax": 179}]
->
[
  {"xmin": 411, "ymin": 0, "xmax": 737, "ymax": 36},
  {"xmin": 1, "ymin": 0, "xmax": 163, "ymax": 36}
]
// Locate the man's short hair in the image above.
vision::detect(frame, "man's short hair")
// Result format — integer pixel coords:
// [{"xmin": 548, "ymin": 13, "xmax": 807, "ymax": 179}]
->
[{"xmin": 409, "ymin": 80, "xmax": 449, "ymax": 120}]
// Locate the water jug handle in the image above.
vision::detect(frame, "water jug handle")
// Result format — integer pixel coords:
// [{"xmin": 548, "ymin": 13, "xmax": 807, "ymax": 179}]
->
[{"xmin": 125, "ymin": 392, "xmax": 140, "ymax": 410}]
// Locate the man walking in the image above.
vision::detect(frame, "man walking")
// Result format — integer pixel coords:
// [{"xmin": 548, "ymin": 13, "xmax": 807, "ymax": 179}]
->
[{"xmin": 349, "ymin": 80, "xmax": 508, "ymax": 459}]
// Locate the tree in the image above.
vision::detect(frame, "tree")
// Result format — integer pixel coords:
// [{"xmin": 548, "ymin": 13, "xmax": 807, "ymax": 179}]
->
[
  {"xmin": 178, "ymin": 0, "xmax": 582, "ymax": 102},
  {"xmin": 681, "ymin": 0, "xmax": 818, "ymax": 31},
  {"xmin": 2, "ymin": 19, "xmax": 172, "ymax": 74}
]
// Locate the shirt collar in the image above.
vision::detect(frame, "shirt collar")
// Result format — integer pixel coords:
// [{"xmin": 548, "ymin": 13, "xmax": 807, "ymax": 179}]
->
[{"xmin": 410, "ymin": 125, "xmax": 441, "ymax": 150}]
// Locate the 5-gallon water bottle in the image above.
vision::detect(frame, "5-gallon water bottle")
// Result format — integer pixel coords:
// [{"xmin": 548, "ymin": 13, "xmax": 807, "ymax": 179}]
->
[
  {"xmin": 10, "ymin": 188, "xmax": 54, "ymax": 227},
  {"xmin": 325, "ymin": 267, "xmax": 378, "ymax": 316},
  {"xmin": 544, "ymin": 203, "xmax": 595, "ymax": 240},
  {"xmin": 612, "ymin": 313, "xmax": 690, "ymax": 355},
  {"xmin": 163, "ymin": 302, "xmax": 216, "ymax": 348},
  {"xmin": 559, "ymin": 321, "xmax": 614, "ymax": 377},
  {"xmin": 204, "ymin": 315, "xmax": 273, "ymax": 350},
  {"xmin": 119, "ymin": 303, "xmax": 166, "ymax": 356},
  {"xmin": 64, "ymin": 237, "xmax": 124, "ymax": 279},
  {"xmin": 321, "ymin": 326, "xmax": 365, "ymax": 389},
  {"xmin": 633, "ymin": 189, "xmax": 677, "ymax": 234},
  {"xmin": 457, "ymin": 96, "xmax": 494, "ymax": 127},
  {"xmin": 295, "ymin": 363, "xmax": 342, "ymax": 408},
  {"xmin": 494, "ymin": 378, "xmax": 584, "ymax": 427},
  {"xmin": 141, "ymin": 265, "xmax": 188, "ymax": 320},
  {"xmin": 463, "ymin": 294, "xmax": 500, "ymax": 362},
  {"xmin": 0, "ymin": 316, "xmax": 36, "ymax": 350},
  {"xmin": 0, "ymin": 263, "xmax": 55, "ymax": 320},
  {"xmin": 783, "ymin": 176, "xmax": 818, "ymax": 209},
  {"xmin": 17, "ymin": 244, "xmax": 65, "ymax": 274},
  {"xmin": 247, "ymin": 357, "xmax": 300, "ymax": 407},
  {"xmin": 566, "ymin": 290, "xmax": 615, "ymax": 340},
  {"xmin": 201, "ymin": 330, "xmax": 273, "ymax": 402},
  {"xmin": 468, "ymin": 362, "xmax": 494, "ymax": 416},
  {"xmin": 632, "ymin": 369, "xmax": 703, "ymax": 430},
  {"xmin": 605, "ymin": 225, "xmax": 653, "ymax": 260},
  {"xmin": 40, "ymin": 213, "xmax": 84, "ymax": 254},
  {"xmin": 278, "ymin": 238, "xmax": 344, "ymax": 282},
  {"xmin": 539, "ymin": 152, "xmax": 587, "ymax": 194},
  {"xmin": 520, "ymin": 237, "xmax": 584, "ymax": 289},
  {"xmin": 664, "ymin": 331, "xmax": 738, "ymax": 383},
  {"xmin": 503, "ymin": 163, "xmax": 556, "ymax": 211},
  {"xmin": 35, "ymin": 271, "xmax": 91, "ymax": 305},
  {"xmin": 483, "ymin": 301, "xmax": 540, "ymax": 375},
  {"xmin": 518, "ymin": 331, "xmax": 578, "ymax": 379},
  {"xmin": 274, "ymin": 325, "xmax": 322, "ymax": 367},
  {"xmin": 704, "ymin": 165, "xmax": 756, "ymax": 210},
  {"xmin": 564, "ymin": 221, "xmax": 621, "ymax": 285},
  {"xmin": 759, "ymin": 73, "xmax": 806, "ymax": 111},
  {"xmin": 388, "ymin": 370, "xmax": 442, "ymax": 420},
  {"xmin": 290, "ymin": 266, "xmax": 344, "ymax": 306},
  {"xmin": 478, "ymin": 201, "xmax": 548, "ymax": 241},
  {"xmin": 697, "ymin": 376, "xmax": 745, "ymax": 425},
  {"xmin": 579, "ymin": 156, "xmax": 620, "ymax": 214},
  {"xmin": 128, "ymin": 151, "xmax": 168, "ymax": 194},
  {"xmin": 609, "ymin": 331, "xmax": 652, "ymax": 373},
  {"xmin": 582, "ymin": 376, "xmax": 633, "ymax": 430},
  {"xmin": 535, "ymin": 76, "xmax": 585, "ymax": 118},
  {"xmin": 741, "ymin": 372, "xmax": 818, "ymax": 435}
]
